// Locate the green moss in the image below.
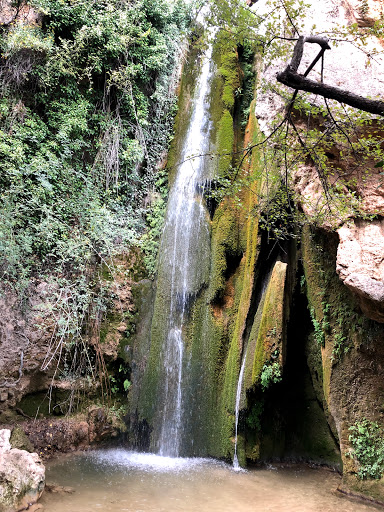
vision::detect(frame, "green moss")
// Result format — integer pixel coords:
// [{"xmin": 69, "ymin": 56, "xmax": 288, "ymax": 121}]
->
[
  {"xmin": 250, "ymin": 261, "xmax": 287, "ymax": 386},
  {"xmin": 216, "ymin": 33, "xmax": 241, "ymax": 111},
  {"xmin": 211, "ymin": 30, "xmax": 242, "ymax": 178},
  {"xmin": 216, "ymin": 110, "xmax": 235, "ymax": 177},
  {"xmin": 214, "ymin": 187, "xmax": 261, "ymax": 458},
  {"xmin": 10, "ymin": 426, "xmax": 33, "ymax": 453},
  {"xmin": 182, "ymin": 293, "xmax": 228, "ymax": 456},
  {"xmin": 208, "ymin": 200, "xmax": 242, "ymax": 302}
]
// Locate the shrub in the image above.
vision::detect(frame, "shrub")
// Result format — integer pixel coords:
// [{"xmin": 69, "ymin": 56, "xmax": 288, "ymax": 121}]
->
[{"xmin": 348, "ymin": 419, "xmax": 384, "ymax": 480}]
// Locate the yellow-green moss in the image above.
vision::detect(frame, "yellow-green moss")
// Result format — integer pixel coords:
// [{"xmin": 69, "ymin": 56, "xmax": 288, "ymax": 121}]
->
[
  {"xmin": 208, "ymin": 200, "xmax": 242, "ymax": 302},
  {"xmin": 216, "ymin": 32, "xmax": 241, "ymax": 111},
  {"xmin": 250, "ymin": 261, "xmax": 287, "ymax": 385},
  {"xmin": 216, "ymin": 110, "xmax": 235, "ymax": 176}
]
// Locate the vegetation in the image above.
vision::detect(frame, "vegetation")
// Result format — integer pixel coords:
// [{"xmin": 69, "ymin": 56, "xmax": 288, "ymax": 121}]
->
[
  {"xmin": 348, "ymin": 419, "xmax": 384, "ymax": 480},
  {"xmin": 0, "ymin": 0, "xmax": 191, "ymax": 388},
  {"xmin": 260, "ymin": 361, "xmax": 282, "ymax": 390},
  {"xmin": 1, "ymin": 0, "xmax": 190, "ymax": 281},
  {"xmin": 208, "ymin": 0, "xmax": 384, "ymax": 231}
]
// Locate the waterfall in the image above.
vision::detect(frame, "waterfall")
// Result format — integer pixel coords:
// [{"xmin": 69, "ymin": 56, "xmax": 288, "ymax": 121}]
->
[
  {"xmin": 233, "ymin": 353, "xmax": 246, "ymax": 470},
  {"xmin": 151, "ymin": 45, "xmax": 215, "ymax": 457}
]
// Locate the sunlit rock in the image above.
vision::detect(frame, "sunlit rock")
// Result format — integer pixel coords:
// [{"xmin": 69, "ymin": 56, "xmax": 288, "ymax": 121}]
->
[
  {"xmin": 336, "ymin": 219, "xmax": 384, "ymax": 322},
  {"xmin": 0, "ymin": 429, "xmax": 45, "ymax": 512}
]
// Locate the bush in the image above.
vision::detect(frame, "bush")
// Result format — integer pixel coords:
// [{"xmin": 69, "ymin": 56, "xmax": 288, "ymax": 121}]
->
[
  {"xmin": 0, "ymin": 0, "xmax": 192, "ymax": 387},
  {"xmin": 348, "ymin": 419, "xmax": 384, "ymax": 480},
  {"xmin": 260, "ymin": 361, "xmax": 282, "ymax": 390}
]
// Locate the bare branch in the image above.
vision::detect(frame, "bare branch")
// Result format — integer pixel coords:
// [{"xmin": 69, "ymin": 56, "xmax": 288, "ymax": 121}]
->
[{"xmin": 277, "ymin": 35, "xmax": 384, "ymax": 116}]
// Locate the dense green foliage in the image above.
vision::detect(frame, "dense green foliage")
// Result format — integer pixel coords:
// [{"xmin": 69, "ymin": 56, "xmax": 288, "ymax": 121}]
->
[
  {"xmin": 0, "ymin": 0, "xmax": 191, "ymax": 389},
  {"xmin": 260, "ymin": 360, "xmax": 282, "ymax": 390},
  {"xmin": 0, "ymin": 0, "xmax": 191, "ymax": 283},
  {"xmin": 348, "ymin": 419, "xmax": 384, "ymax": 480}
]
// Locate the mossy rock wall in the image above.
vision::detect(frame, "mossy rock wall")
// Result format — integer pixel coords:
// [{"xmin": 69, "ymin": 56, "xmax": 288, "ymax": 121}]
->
[
  {"xmin": 130, "ymin": 31, "xmax": 245, "ymax": 454},
  {"xmin": 129, "ymin": 28, "xmax": 360, "ymax": 474},
  {"xmin": 302, "ymin": 225, "xmax": 384, "ymax": 499},
  {"xmin": 247, "ymin": 260, "xmax": 286, "ymax": 388}
]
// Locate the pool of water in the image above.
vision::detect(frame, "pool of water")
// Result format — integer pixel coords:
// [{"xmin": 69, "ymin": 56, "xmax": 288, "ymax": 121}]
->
[{"xmin": 40, "ymin": 449, "xmax": 381, "ymax": 512}]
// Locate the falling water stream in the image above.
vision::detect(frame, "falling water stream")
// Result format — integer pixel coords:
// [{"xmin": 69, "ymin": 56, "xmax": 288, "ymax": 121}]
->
[
  {"xmin": 151, "ymin": 43, "xmax": 215, "ymax": 456},
  {"xmin": 233, "ymin": 354, "xmax": 246, "ymax": 471}
]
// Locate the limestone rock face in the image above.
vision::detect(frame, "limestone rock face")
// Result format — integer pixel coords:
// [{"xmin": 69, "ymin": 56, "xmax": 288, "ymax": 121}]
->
[
  {"xmin": 251, "ymin": 0, "xmax": 384, "ymax": 319},
  {"xmin": 0, "ymin": 429, "xmax": 45, "ymax": 512},
  {"xmin": 0, "ymin": 281, "xmax": 57, "ymax": 416},
  {"xmin": 254, "ymin": 0, "xmax": 384, "ymax": 134},
  {"xmin": 0, "ymin": 0, "xmax": 40, "ymax": 25},
  {"xmin": 344, "ymin": 0, "xmax": 384, "ymax": 27},
  {"xmin": 336, "ymin": 219, "xmax": 384, "ymax": 322}
]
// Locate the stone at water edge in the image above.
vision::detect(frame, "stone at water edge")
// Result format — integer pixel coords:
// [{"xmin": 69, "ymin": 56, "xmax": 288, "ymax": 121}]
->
[{"xmin": 0, "ymin": 429, "xmax": 45, "ymax": 512}]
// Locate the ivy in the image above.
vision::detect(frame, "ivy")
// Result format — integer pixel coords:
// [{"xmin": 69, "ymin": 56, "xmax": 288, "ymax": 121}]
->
[
  {"xmin": 0, "ymin": 0, "xmax": 192, "ymax": 391},
  {"xmin": 348, "ymin": 419, "xmax": 384, "ymax": 480},
  {"xmin": 260, "ymin": 361, "xmax": 282, "ymax": 390},
  {"xmin": 0, "ymin": 0, "xmax": 192, "ymax": 282}
]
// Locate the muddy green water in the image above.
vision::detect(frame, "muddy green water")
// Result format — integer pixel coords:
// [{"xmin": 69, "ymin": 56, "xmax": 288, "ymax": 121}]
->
[{"xmin": 40, "ymin": 449, "xmax": 381, "ymax": 512}]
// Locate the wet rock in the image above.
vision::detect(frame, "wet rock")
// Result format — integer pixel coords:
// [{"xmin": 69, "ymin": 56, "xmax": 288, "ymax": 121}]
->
[
  {"xmin": 88, "ymin": 407, "xmax": 115, "ymax": 442},
  {"xmin": 0, "ymin": 429, "xmax": 45, "ymax": 512},
  {"xmin": 23, "ymin": 418, "xmax": 90, "ymax": 459},
  {"xmin": 45, "ymin": 484, "xmax": 74, "ymax": 494},
  {"xmin": 10, "ymin": 427, "xmax": 33, "ymax": 453},
  {"xmin": 336, "ymin": 219, "xmax": 384, "ymax": 323}
]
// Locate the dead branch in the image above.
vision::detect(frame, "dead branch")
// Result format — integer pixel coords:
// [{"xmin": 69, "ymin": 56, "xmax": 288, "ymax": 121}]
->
[{"xmin": 276, "ymin": 35, "xmax": 384, "ymax": 116}]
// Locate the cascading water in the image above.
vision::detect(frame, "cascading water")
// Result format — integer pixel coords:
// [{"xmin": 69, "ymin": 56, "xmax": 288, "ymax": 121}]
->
[
  {"xmin": 233, "ymin": 354, "xmax": 246, "ymax": 471},
  {"xmin": 150, "ymin": 45, "xmax": 215, "ymax": 457}
]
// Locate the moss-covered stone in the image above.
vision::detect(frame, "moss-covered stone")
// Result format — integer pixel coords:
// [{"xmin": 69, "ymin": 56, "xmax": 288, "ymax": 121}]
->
[
  {"xmin": 302, "ymin": 225, "xmax": 384, "ymax": 499},
  {"xmin": 215, "ymin": 31, "xmax": 241, "ymax": 112},
  {"xmin": 249, "ymin": 261, "xmax": 287, "ymax": 386},
  {"xmin": 216, "ymin": 110, "xmax": 235, "ymax": 177},
  {"xmin": 10, "ymin": 426, "xmax": 33, "ymax": 453}
]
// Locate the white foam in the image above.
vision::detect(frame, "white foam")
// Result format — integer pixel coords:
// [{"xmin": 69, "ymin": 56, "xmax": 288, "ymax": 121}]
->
[{"xmin": 88, "ymin": 449, "xmax": 215, "ymax": 473}]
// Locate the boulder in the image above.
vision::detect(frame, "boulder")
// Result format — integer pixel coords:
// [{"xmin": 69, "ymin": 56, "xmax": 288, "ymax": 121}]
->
[{"xmin": 0, "ymin": 429, "xmax": 45, "ymax": 512}]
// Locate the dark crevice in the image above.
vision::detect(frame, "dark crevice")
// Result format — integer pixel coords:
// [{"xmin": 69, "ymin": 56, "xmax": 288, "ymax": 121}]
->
[
  {"xmin": 128, "ymin": 412, "xmax": 151, "ymax": 452},
  {"xmin": 248, "ymin": 265, "xmax": 341, "ymax": 467},
  {"xmin": 225, "ymin": 251, "xmax": 243, "ymax": 280},
  {"xmin": 196, "ymin": 180, "xmax": 220, "ymax": 220}
]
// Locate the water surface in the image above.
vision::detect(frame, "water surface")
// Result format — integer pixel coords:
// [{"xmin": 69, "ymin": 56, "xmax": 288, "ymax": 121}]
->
[{"xmin": 40, "ymin": 449, "xmax": 381, "ymax": 512}]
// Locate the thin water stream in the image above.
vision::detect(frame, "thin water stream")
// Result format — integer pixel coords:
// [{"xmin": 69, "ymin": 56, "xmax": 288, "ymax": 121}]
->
[
  {"xmin": 233, "ymin": 354, "xmax": 246, "ymax": 471},
  {"xmin": 40, "ymin": 449, "xmax": 381, "ymax": 512}
]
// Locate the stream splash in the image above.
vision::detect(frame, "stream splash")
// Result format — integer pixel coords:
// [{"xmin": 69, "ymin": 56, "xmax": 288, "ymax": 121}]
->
[{"xmin": 89, "ymin": 449, "xmax": 214, "ymax": 473}]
